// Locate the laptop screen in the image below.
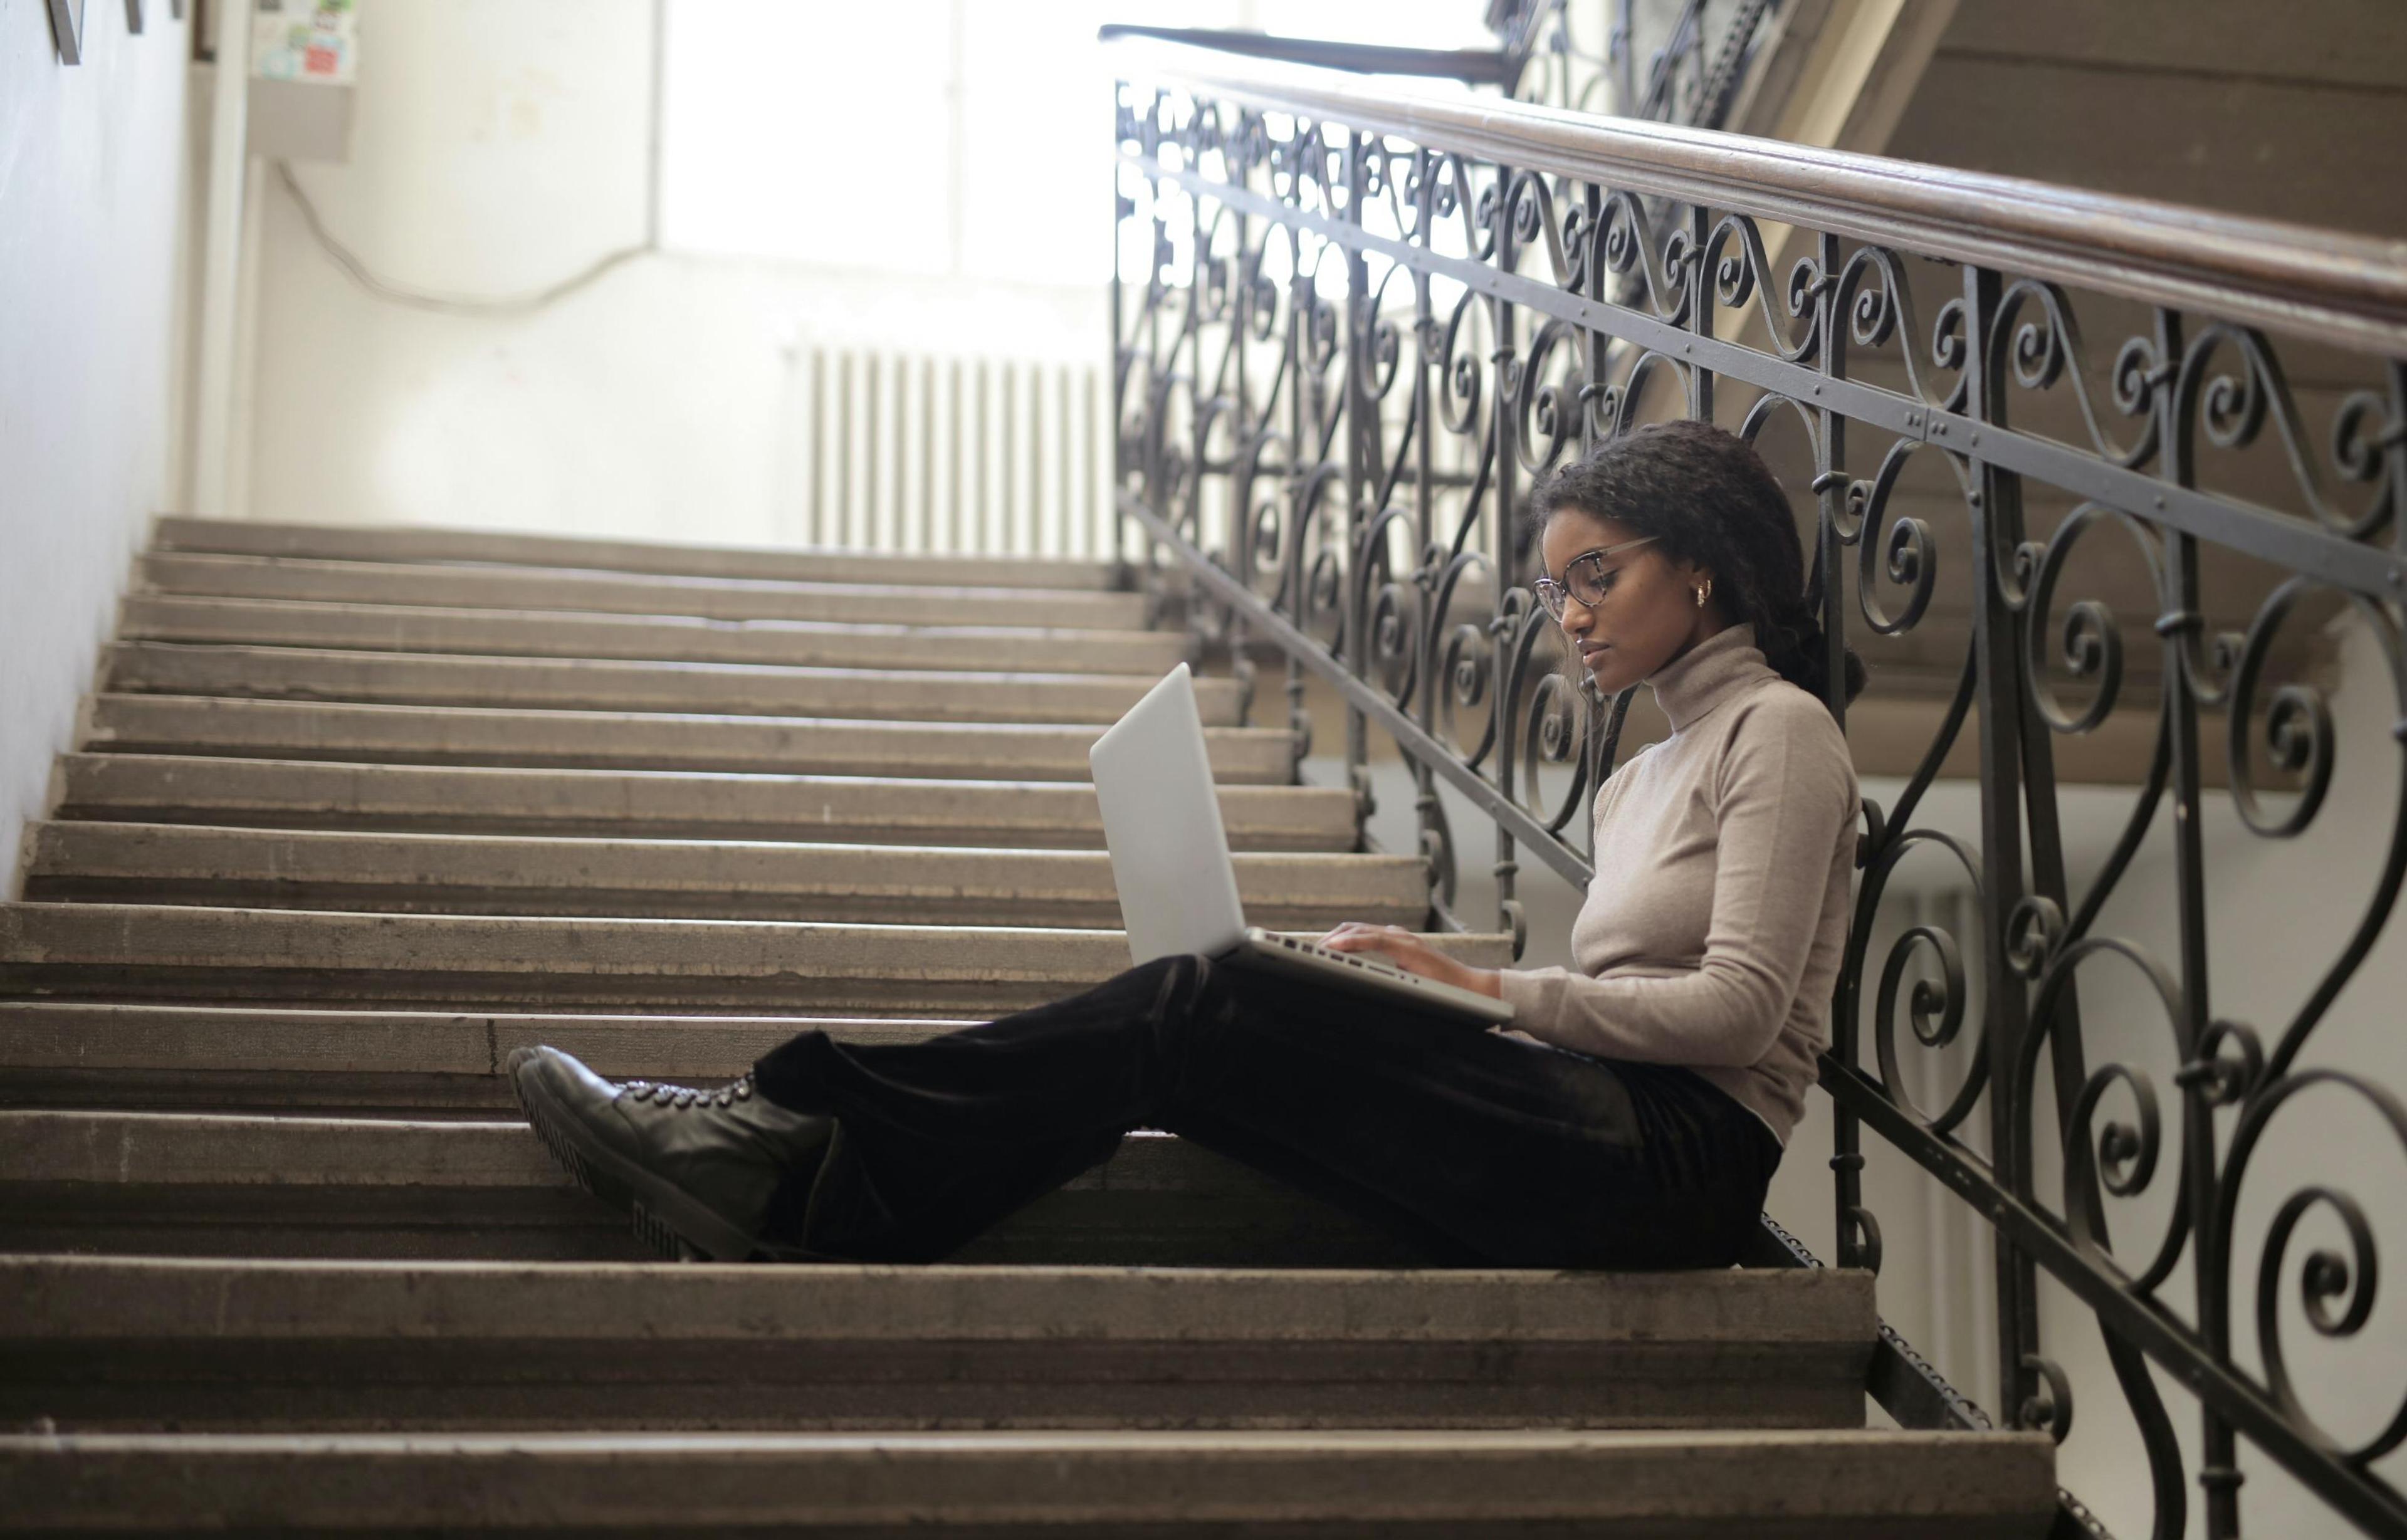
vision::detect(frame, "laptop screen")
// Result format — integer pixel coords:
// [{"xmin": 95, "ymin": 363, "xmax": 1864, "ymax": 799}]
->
[{"xmin": 1086, "ymin": 664, "xmax": 1250, "ymax": 964}]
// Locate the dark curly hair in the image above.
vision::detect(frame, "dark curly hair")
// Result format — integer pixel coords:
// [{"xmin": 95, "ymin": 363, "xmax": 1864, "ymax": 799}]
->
[{"xmin": 1524, "ymin": 419, "xmax": 1866, "ymax": 711}]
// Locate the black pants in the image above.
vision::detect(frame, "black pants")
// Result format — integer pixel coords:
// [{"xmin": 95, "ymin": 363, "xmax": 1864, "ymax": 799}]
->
[{"xmin": 750, "ymin": 954, "xmax": 1781, "ymax": 1268}]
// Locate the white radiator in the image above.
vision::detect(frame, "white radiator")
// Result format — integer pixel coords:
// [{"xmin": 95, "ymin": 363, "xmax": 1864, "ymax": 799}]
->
[{"xmin": 782, "ymin": 347, "xmax": 1118, "ymax": 560}]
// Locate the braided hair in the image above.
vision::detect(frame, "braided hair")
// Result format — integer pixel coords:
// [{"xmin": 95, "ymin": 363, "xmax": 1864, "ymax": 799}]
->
[{"xmin": 1524, "ymin": 419, "xmax": 1866, "ymax": 711}]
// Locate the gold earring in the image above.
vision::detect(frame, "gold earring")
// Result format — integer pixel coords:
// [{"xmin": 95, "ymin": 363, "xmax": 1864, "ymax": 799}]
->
[{"xmin": 1694, "ymin": 577, "xmax": 1712, "ymax": 608}]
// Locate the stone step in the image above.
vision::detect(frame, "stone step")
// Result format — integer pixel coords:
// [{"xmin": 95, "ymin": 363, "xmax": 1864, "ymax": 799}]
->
[
  {"xmin": 0, "ymin": 1113, "xmax": 1408, "ymax": 1266},
  {"xmin": 0, "ymin": 1428, "xmax": 2058, "ymax": 1537},
  {"xmin": 152, "ymin": 515, "xmax": 1123, "ymax": 590},
  {"xmin": 84, "ymin": 696, "xmax": 1296, "ymax": 781},
  {"xmin": 104, "ymin": 642, "xmax": 1240, "ymax": 727},
  {"xmin": 0, "ymin": 1255, "xmax": 1875, "ymax": 1432},
  {"xmin": 23, "ymin": 822, "xmax": 1428, "ymax": 930},
  {"xmin": 0, "ymin": 904, "xmax": 1513, "ymax": 1014},
  {"xmin": 0, "ymin": 1004, "xmax": 966, "ymax": 1114},
  {"xmin": 140, "ymin": 551, "xmax": 1149, "ymax": 629},
  {"xmin": 121, "ymin": 592, "xmax": 1190, "ymax": 674},
  {"xmin": 50, "ymin": 754, "xmax": 1355, "ymax": 849}
]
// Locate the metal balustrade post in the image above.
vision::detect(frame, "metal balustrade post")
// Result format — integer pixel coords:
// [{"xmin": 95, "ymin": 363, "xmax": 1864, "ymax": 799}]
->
[
  {"xmin": 1684, "ymin": 199, "xmax": 1714, "ymax": 424},
  {"xmin": 1961, "ymin": 262, "xmax": 2043, "ymax": 1443},
  {"xmin": 1412, "ymin": 157, "xmax": 1445, "ymax": 908},
  {"xmin": 1220, "ymin": 199, "xmax": 1258, "ymax": 735},
  {"xmin": 1492, "ymin": 163, "xmax": 1526, "ymax": 954},
  {"xmin": 1186, "ymin": 169, "xmax": 1209, "ymax": 577},
  {"xmin": 1285, "ymin": 183, "xmax": 1313, "ymax": 789},
  {"xmin": 2005, "ymin": 354, "xmax": 2140, "ymax": 1526},
  {"xmin": 1343, "ymin": 130, "xmax": 1377, "ymax": 853},
  {"xmin": 1111, "ymin": 103, "xmax": 1126, "ymax": 572},
  {"xmin": 1812, "ymin": 228, "xmax": 1872, "ymax": 1277},
  {"xmin": 2156, "ymin": 306, "xmax": 2240, "ymax": 1539}
]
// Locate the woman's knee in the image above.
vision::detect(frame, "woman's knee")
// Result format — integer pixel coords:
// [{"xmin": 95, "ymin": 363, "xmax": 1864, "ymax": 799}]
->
[{"xmin": 1119, "ymin": 952, "xmax": 1223, "ymax": 1029}]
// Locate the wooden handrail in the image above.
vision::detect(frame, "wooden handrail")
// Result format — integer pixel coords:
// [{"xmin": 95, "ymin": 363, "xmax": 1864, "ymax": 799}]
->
[{"xmin": 1104, "ymin": 36, "xmax": 2407, "ymax": 357}]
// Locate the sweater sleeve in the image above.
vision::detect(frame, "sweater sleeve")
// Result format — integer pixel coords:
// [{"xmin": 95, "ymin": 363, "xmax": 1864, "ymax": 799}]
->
[{"xmin": 1493, "ymin": 694, "xmax": 1855, "ymax": 1068}]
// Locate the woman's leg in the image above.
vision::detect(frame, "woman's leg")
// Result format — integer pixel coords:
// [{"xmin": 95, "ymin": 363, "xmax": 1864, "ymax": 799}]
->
[
  {"xmin": 748, "ymin": 953, "xmax": 1227, "ymax": 1261},
  {"xmin": 750, "ymin": 953, "xmax": 1780, "ymax": 1269},
  {"xmin": 1154, "ymin": 963, "xmax": 1780, "ymax": 1270},
  {"xmin": 510, "ymin": 954, "xmax": 1232, "ymax": 1264}
]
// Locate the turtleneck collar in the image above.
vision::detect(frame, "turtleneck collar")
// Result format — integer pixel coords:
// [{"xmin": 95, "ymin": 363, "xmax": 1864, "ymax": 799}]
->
[{"xmin": 1646, "ymin": 622, "xmax": 1778, "ymax": 733}]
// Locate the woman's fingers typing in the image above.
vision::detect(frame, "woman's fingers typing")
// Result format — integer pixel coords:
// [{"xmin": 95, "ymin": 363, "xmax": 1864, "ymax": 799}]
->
[
  {"xmin": 1311, "ymin": 923, "xmax": 1502, "ymax": 1000},
  {"xmin": 1318, "ymin": 921, "xmax": 1409, "ymax": 951}
]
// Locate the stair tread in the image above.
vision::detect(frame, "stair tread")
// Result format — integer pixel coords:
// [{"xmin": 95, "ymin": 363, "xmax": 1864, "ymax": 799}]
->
[
  {"xmin": 140, "ymin": 551, "xmax": 1148, "ymax": 629},
  {"xmin": 151, "ymin": 515, "xmax": 1125, "ymax": 589},
  {"xmin": 0, "ymin": 1110, "xmax": 1428, "ymax": 1267},
  {"xmin": 0, "ymin": 902, "xmax": 1509, "ymax": 976},
  {"xmin": 0, "ymin": 1427, "xmax": 2061, "ymax": 1532},
  {"xmin": 105, "ymin": 641, "xmax": 1242, "ymax": 726},
  {"xmin": 0, "ymin": 1111, "xmax": 1270, "ymax": 1195},
  {"xmin": 0, "ymin": 902, "xmax": 1512, "ymax": 1014},
  {"xmin": 52, "ymin": 754, "xmax": 1354, "ymax": 847},
  {"xmin": 0, "ymin": 1002, "xmax": 962, "ymax": 1086},
  {"xmin": 1, "ymin": 1254, "xmax": 1877, "ymax": 1341},
  {"xmin": 122, "ymin": 592, "xmax": 1188, "ymax": 673},
  {"xmin": 86, "ymin": 694, "xmax": 1295, "ymax": 780},
  {"xmin": 26, "ymin": 822, "xmax": 1423, "ymax": 926},
  {"xmin": 0, "ymin": 1258, "xmax": 1877, "ymax": 1435}
]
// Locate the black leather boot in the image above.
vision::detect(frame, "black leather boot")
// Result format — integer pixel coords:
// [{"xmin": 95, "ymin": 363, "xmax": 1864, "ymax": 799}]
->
[{"xmin": 507, "ymin": 1045, "xmax": 832, "ymax": 1262}]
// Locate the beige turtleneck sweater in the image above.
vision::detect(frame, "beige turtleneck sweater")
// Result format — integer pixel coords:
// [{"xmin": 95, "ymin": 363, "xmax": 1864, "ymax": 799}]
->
[{"xmin": 1492, "ymin": 624, "xmax": 1858, "ymax": 1147}]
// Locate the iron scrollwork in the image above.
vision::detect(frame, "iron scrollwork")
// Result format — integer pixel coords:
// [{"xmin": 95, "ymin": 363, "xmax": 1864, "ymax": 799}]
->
[{"xmin": 1113, "ymin": 55, "xmax": 2407, "ymax": 1540}]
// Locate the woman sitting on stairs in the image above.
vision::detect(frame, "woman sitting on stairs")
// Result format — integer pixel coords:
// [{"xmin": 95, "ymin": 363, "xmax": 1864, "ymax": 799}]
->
[{"xmin": 510, "ymin": 419, "xmax": 1865, "ymax": 1269}]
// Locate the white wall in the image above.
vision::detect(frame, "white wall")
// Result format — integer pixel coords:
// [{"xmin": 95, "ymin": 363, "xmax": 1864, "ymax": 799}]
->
[
  {"xmin": 238, "ymin": 0, "xmax": 1113, "ymax": 542},
  {"xmin": 1, "ymin": 0, "xmax": 197, "ymax": 895}
]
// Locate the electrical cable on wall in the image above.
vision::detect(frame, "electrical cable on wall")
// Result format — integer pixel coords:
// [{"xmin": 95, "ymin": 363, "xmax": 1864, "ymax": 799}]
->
[
  {"xmin": 273, "ymin": 160, "xmax": 652, "ymax": 316},
  {"xmin": 272, "ymin": 0, "xmax": 666, "ymax": 318},
  {"xmin": 273, "ymin": 161, "xmax": 653, "ymax": 316}
]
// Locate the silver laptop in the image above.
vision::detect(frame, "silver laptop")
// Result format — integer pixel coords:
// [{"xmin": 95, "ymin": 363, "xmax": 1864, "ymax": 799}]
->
[{"xmin": 1088, "ymin": 664, "xmax": 1513, "ymax": 1027}]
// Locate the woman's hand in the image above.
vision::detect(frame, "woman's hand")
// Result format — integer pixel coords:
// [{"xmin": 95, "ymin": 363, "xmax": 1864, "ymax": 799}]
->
[{"xmin": 1317, "ymin": 923, "xmax": 1504, "ymax": 999}]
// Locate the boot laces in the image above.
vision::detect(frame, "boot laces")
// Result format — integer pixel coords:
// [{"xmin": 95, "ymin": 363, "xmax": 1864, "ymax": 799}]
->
[{"xmin": 620, "ymin": 1072, "xmax": 757, "ymax": 1111}]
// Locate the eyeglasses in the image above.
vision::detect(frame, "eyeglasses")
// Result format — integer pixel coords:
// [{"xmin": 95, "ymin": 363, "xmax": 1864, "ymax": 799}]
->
[{"xmin": 1531, "ymin": 535, "xmax": 1660, "ymax": 621}]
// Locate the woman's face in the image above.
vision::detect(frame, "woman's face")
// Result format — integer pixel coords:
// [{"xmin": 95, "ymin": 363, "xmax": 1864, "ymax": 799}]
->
[{"xmin": 1537, "ymin": 507, "xmax": 1721, "ymax": 695}]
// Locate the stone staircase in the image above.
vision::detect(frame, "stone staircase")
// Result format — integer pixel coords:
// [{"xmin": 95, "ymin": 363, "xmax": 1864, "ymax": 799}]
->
[{"xmin": 0, "ymin": 516, "xmax": 2057, "ymax": 1534}]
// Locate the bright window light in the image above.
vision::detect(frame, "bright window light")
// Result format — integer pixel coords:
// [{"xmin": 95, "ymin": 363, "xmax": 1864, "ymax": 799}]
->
[{"xmin": 661, "ymin": 0, "xmax": 1493, "ymax": 288}]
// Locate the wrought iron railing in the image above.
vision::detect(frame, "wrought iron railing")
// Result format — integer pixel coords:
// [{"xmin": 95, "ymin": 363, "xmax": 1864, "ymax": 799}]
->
[{"xmin": 1107, "ymin": 36, "xmax": 2407, "ymax": 1540}]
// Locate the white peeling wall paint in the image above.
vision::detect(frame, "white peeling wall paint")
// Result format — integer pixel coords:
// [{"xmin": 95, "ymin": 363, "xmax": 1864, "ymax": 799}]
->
[{"xmin": 1, "ymin": 0, "xmax": 196, "ymax": 896}]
